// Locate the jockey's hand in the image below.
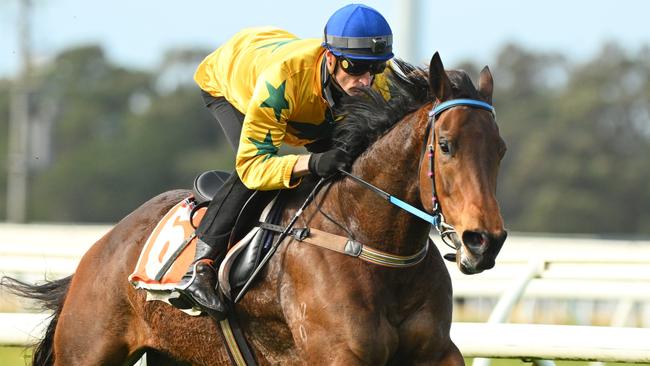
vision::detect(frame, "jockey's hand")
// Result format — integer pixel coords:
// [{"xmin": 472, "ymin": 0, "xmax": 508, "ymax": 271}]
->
[{"xmin": 308, "ymin": 148, "xmax": 351, "ymax": 177}]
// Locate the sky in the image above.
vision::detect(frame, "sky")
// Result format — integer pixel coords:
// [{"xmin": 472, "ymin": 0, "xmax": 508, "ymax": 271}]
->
[{"xmin": 1, "ymin": 0, "xmax": 650, "ymax": 78}]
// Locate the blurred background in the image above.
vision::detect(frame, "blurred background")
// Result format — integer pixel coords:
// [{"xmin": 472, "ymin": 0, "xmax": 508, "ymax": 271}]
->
[
  {"xmin": 0, "ymin": 0, "xmax": 650, "ymax": 235},
  {"xmin": 1, "ymin": 0, "xmax": 649, "ymax": 233},
  {"xmin": 1, "ymin": 0, "xmax": 650, "ymax": 364}
]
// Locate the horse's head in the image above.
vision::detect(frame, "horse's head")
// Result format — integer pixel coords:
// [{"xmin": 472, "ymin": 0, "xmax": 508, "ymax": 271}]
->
[{"xmin": 420, "ymin": 52, "xmax": 507, "ymax": 274}]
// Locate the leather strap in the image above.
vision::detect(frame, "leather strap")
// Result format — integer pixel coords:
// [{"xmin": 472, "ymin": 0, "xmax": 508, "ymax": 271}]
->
[
  {"xmin": 260, "ymin": 223, "xmax": 429, "ymax": 268},
  {"xmin": 298, "ymin": 227, "xmax": 361, "ymax": 256}
]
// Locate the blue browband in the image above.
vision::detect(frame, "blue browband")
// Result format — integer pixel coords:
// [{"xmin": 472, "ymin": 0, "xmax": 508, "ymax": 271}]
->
[{"xmin": 429, "ymin": 98, "xmax": 495, "ymax": 119}]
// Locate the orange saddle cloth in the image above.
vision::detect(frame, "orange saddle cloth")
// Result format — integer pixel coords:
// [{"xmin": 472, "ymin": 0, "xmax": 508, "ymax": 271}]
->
[{"xmin": 128, "ymin": 197, "xmax": 205, "ymax": 291}]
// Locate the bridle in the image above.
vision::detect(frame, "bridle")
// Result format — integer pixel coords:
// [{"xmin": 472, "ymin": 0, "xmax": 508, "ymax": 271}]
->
[
  {"xmin": 425, "ymin": 98, "xmax": 496, "ymax": 251},
  {"xmin": 319, "ymin": 97, "xmax": 497, "ymax": 265}
]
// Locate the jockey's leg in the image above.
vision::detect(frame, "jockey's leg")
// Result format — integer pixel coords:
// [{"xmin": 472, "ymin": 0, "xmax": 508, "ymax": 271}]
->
[
  {"xmin": 201, "ymin": 91, "xmax": 244, "ymax": 152},
  {"xmin": 178, "ymin": 172, "xmax": 254, "ymax": 320}
]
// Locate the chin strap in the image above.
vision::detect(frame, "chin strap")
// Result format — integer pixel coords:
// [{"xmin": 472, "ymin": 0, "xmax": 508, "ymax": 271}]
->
[{"xmin": 321, "ymin": 56, "xmax": 344, "ymax": 108}]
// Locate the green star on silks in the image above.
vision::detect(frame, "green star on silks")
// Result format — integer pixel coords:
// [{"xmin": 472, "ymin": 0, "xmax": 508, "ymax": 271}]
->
[
  {"xmin": 256, "ymin": 39, "xmax": 298, "ymax": 52},
  {"xmin": 247, "ymin": 130, "xmax": 278, "ymax": 161},
  {"xmin": 260, "ymin": 81, "xmax": 289, "ymax": 122}
]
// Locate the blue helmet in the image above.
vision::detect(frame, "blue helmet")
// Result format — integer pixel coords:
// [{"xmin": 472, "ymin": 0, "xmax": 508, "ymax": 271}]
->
[{"xmin": 323, "ymin": 4, "xmax": 393, "ymax": 61}]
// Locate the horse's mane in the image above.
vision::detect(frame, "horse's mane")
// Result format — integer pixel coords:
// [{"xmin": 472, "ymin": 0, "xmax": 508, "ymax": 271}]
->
[{"xmin": 334, "ymin": 58, "xmax": 481, "ymax": 159}]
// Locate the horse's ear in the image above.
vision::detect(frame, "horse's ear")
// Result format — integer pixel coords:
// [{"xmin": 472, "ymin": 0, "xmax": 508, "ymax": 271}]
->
[
  {"xmin": 478, "ymin": 66, "xmax": 493, "ymax": 105},
  {"xmin": 428, "ymin": 52, "xmax": 452, "ymax": 101}
]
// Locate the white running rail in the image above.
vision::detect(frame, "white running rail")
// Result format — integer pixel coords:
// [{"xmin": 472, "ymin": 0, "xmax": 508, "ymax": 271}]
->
[{"xmin": 2, "ymin": 224, "xmax": 650, "ymax": 363}]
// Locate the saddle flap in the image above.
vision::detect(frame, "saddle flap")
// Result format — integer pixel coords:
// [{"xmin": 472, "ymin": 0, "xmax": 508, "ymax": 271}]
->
[
  {"xmin": 218, "ymin": 227, "xmax": 261, "ymax": 300},
  {"xmin": 218, "ymin": 194, "xmax": 287, "ymax": 300}
]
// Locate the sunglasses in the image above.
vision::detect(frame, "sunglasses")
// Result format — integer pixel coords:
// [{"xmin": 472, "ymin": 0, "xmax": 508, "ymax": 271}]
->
[{"xmin": 338, "ymin": 57, "xmax": 387, "ymax": 76}]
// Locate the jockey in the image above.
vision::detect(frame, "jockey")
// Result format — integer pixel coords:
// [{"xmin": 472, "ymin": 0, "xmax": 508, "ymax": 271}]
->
[{"xmin": 179, "ymin": 3, "xmax": 395, "ymax": 320}]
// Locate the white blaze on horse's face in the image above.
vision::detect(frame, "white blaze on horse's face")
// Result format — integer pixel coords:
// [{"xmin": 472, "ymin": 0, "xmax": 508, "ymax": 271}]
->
[{"xmin": 425, "ymin": 52, "xmax": 508, "ymax": 275}]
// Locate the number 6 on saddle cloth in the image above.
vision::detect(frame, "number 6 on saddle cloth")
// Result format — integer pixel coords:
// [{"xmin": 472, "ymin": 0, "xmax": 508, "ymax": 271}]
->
[{"xmin": 128, "ymin": 170, "xmax": 292, "ymax": 313}]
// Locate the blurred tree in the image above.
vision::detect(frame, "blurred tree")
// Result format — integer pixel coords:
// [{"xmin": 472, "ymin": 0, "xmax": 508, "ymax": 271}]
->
[
  {"xmin": 489, "ymin": 44, "xmax": 569, "ymax": 231},
  {"xmin": 3, "ymin": 42, "xmax": 649, "ymax": 234},
  {"xmin": 495, "ymin": 43, "xmax": 650, "ymax": 234},
  {"xmin": 23, "ymin": 44, "xmax": 233, "ymax": 222}
]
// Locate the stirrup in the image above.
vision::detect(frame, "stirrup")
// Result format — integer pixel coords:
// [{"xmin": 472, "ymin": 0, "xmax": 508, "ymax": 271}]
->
[{"xmin": 178, "ymin": 260, "xmax": 228, "ymax": 320}]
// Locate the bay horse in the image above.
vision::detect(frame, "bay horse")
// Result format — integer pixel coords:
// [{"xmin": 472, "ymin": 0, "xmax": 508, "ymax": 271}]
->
[{"xmin": 2, "ymin": 52, "xmax": 506, "ymax": 365}]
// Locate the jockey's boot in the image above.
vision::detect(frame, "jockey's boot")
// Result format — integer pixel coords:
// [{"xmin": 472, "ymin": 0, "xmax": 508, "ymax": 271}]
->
[{"xmin": 178, "ymin": 234, "xmax": 229, "ymax": 321}]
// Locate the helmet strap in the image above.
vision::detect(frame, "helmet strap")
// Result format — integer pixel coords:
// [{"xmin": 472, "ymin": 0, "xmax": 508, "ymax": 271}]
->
[{"xmin": 321, "ymin": 56, "xmax": 344, "ymax": 108}]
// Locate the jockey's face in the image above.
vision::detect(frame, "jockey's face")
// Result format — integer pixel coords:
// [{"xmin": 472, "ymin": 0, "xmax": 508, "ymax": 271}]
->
[{"xmin": 325, "ymin": 51, "xmax": 373, "ymax": 96}]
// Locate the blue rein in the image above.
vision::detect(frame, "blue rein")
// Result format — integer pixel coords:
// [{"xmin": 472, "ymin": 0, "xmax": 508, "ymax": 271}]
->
[{"xmin": 338, "ymin": 169, "xmax": 440, "ymax": 226}]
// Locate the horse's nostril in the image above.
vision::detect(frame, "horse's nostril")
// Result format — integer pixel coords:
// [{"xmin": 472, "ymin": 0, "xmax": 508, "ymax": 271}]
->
[{"xmin": 462, "ymin": 230, "xmax": 488, "ymax": 251}]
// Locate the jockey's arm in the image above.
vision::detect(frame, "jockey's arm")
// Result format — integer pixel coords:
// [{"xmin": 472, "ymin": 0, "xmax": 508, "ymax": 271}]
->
[
  {"xmin": 235, "ymin": 65, "xmax": 312, "ymax": 190},
  {"xmin": 292, "ymin": 155, "xmax": 311, "ymax": 178}
]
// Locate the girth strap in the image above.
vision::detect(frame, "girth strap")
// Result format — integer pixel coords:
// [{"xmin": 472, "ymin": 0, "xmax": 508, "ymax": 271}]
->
[
  {"xmin": 218, "ymin": 315, "xmax": 257, "ymax": 366},
  {"xmin": 258, "ymin": 223, "xmax": 429, "ymax": 268}
]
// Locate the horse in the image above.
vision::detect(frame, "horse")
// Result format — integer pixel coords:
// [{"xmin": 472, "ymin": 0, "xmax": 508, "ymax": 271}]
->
[{"xmin": 2, "ymin": 52, "xmax": 507, "ymax": 365}]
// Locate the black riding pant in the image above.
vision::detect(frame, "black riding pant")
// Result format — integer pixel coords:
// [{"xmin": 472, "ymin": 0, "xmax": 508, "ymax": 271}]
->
[
  {"xmin": 197, "ymin": 91, "xmax": 251, "ymax": 249},
  {"xmin": 196, "ymin": 172, "xmax": 254, "ymax": 248},
  {"xmin": 201, "ymin": 91, "xmax": 245, "ymax": 152}
]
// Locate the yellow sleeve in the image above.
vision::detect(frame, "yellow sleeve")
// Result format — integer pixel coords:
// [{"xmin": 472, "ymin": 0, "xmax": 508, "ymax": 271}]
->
[{"xmin": 235, "ymin": 66, "xmax": 302, "ymax": 190}]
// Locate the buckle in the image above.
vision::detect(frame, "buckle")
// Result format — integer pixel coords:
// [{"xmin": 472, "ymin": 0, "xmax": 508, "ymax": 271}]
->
[
  {"xmin": 291, "ymin": 228, "xmax": 310, "ymax": 241},
  {"xmin": 344, "ymin": 240, "xmax": 362, "ymax": 257}
]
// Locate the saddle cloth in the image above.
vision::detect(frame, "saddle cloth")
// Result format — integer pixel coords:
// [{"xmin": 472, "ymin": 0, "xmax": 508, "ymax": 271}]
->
[
  {"xmin": 128, "ymin": 196, "xmax": 279, "ymax": 313},
  {"xmin": 128, "ymin": 185, "xmax": 282, "ymax": 313},
  {"xmin": 128, "ymin": 197, "xmax": 205, "ymax": 290}
]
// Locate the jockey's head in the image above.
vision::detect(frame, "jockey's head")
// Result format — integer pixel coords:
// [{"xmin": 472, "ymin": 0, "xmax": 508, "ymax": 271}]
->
[{"xmin": 322, "ymin": 4, "xmax": 394, "ymax": 97}]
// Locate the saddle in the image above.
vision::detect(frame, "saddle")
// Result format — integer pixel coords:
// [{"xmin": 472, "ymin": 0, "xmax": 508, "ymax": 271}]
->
[
  {"xmin": 129, "ymin": 170, "xmax": 312, "ymax": 312},
  {"xmin": 192, "ymin": 170, "xmax": 292, "ymax": 300}
]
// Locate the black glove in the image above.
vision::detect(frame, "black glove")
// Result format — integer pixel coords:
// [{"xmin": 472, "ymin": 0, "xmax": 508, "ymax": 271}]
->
[{"xmin": 308, "ymin": 148, "xmax": 351, "ymax": 177}]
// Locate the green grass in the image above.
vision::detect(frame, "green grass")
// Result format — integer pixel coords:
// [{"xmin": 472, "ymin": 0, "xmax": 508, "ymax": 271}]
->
[
  {"xmin": 467, "ymin": 359, "xmax": 650, "ymax": 366},
  {"xmin": 0, "ymin": 347, "xmax": 32, "ymax": 366}
]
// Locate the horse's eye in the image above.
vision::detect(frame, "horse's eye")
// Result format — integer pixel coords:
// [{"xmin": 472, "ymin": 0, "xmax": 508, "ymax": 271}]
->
[{"xmin": 438, "ymin": 139, "xmax": 451, "ymax": 154}]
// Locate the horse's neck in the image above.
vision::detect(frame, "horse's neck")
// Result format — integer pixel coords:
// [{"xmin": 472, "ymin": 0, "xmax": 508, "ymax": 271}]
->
[{"xmin": 334, "ymin": 108, "xmax": 431, "ymax": 254}]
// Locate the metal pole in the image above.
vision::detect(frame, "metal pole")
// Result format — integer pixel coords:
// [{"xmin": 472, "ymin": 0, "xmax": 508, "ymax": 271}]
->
[
  {"xmin": 393, "ymin": 0, "xmax": 420, "ymax": 64},
  {"xmin": 588, "ymin": 298, "xmax": 636, "ymax": 366},
  {"xmin": 473, "ymin": 259, "xmax": 549, "ymax": 366},
  {"xmin": 6, "ymin": 0, "xmax": 32, "ymax": 222}
]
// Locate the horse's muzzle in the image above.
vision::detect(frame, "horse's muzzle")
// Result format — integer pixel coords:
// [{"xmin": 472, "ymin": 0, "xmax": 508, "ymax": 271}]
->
[{"xmin": 458, "ymin": 229, "xmax": 507, "ymax": 274}]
